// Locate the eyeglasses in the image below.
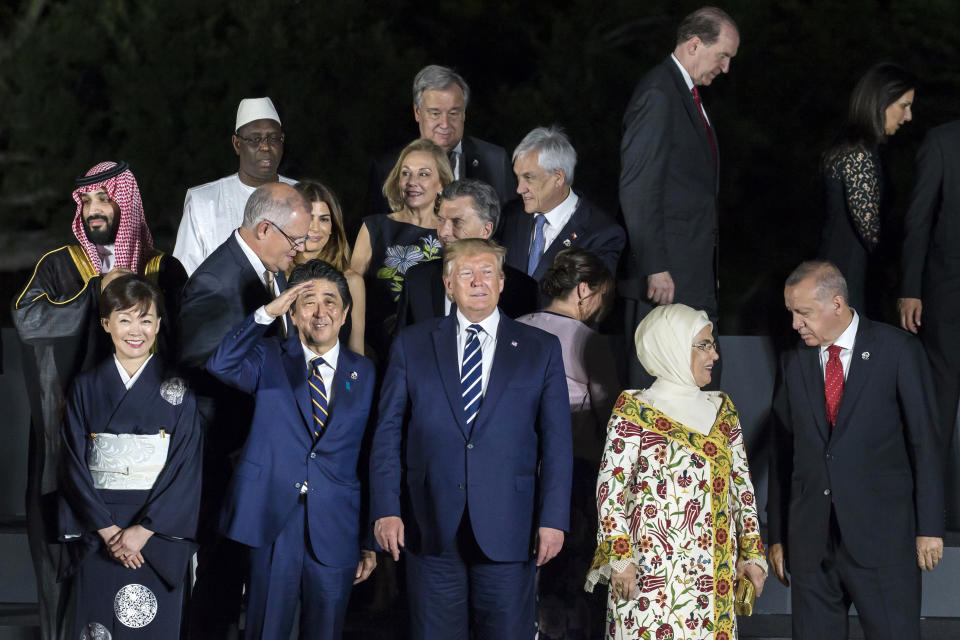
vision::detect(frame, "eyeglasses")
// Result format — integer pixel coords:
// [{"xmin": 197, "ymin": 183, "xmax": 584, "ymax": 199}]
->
[
  {"xmin": 236, "ymin": 133, "xmax": 284, "ymax": 148},
  {"xmin": 266, "ymin": 220, "xmax": 307, "ymax": 250},
  {"xmin": 692, "ymin": 341, "xmax": 717, "ymax": 353}
]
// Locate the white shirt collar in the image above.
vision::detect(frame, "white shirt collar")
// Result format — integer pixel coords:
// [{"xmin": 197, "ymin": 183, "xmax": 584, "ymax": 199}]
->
[
  {"xmin": 456, "ymin": 307, "xmax": 500, "ymax": 339},
  {"xmin": 114, "ymin": 354, "xmax": 154, "ymax": 390},
  {"xmin": 234, "ymin": 229, "xmax": 270, "ymax": 286},
  {"xmin": 821, "ymin": 310, "xmax": 859, "ymax": 355},
  {"xmin": 541, "ymin": 189, "xmax": 579, "ymax": 225},
  {"xmin": 671, "ymin": 53, "xmax": 695, "ymax": 91},
  {"xmin": 302, "ymin": 340, "xmax": 340, "ymax": 372}
]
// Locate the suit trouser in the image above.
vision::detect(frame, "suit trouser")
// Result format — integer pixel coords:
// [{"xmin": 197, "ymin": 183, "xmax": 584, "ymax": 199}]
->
[
  {"xmin": 790, "ymin": 509, "xmax": 920, "ymax": 640},
  {"xmin": 189, "ymin": 451, "xmax": 246, "ymax": 639},
  {"xmin": 920, "ymin": 315, "xmax": 960, "ymax": 529},
  {"xmin": 405, "ymin": 512, "xmax": 537, "ymax": 640},
  {"xmin": 246, "ymin": 500, "xmax": 355, "ymax": 640}
]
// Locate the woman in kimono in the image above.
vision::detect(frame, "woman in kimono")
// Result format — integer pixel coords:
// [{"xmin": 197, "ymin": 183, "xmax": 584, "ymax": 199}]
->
[
  {"xmin": 58, "ymin": 274, "xmax": 202, "ymax": 638},
  {"xmin": 585, "ymin": 304, "xmax": 766, "ymax": 640}
]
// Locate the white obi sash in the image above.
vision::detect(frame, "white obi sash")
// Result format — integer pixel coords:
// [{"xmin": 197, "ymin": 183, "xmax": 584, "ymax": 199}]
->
[{"xmin": 87, "ymin": 432, "xmax": 170, "ymax": 490}]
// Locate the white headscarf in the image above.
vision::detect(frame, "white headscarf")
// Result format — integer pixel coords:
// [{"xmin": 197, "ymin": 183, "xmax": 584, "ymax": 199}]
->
[{"xmin": 634, "ymin": 304, "xmax": 720, "ymax": 434}]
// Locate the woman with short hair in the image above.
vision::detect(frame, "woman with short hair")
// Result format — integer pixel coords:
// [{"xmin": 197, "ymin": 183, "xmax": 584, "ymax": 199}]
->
[{"xmin": 58, "ymin": 275, "xmax": 202, "ymax": 638}]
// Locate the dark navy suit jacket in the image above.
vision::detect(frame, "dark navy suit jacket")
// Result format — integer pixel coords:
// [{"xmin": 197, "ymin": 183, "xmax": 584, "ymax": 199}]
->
[
  {"xmin": 179, "ymin": 234, "xmax": 287, "ymax": 456},
  {"xmin": 767, "ymin": 317, "xmax": 944, "ymax": 571},
  {"xmin": 499, "ymin": 194, "xmax": 625, "ymax": 287},
  {"xmin": 370, "ymin": 311, "xmax": 572, "ymax": 561},
  {"xmin": 207, "ymin": 313, "xmax": 376, "ymax": 568}
]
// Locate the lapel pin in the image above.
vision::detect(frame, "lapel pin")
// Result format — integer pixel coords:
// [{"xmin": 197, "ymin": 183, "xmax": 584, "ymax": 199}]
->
[
  {"xmin": 472, "ymin": 159, "xmax": 479, "ymax": 167},
  {"xmin": 511, "ymin": 340, "xmax": 518, "ymax": 347},
  {"xmin": 861, "ymin": 352, "xmax": 870, "ymax": 360},
  {"xmin": 562, "ymin": 238, "xmax": 572, "ymax": 247},
  {"xmin": 350, "ymin": 371, "xmax": 358, "ymax": 380}
]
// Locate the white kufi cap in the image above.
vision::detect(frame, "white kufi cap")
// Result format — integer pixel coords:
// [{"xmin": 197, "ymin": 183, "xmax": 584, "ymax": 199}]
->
[{"xmin": 235, "ymin": 97, "xmax": 281, "ymax": 131}]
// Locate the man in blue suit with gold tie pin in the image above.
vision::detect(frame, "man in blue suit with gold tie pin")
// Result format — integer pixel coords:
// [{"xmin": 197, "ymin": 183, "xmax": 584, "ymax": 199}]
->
[
  {"xmin": 371, "ymin": 237, "xmax": 573, "ymax": 639},
  {"xmin": 207, "ymin": 259, "xmax": 377, "ymax": 640}
]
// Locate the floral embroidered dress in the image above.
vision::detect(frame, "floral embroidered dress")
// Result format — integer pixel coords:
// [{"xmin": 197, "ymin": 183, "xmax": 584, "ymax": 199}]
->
[
  {"xmin": 586, "ymin": 390, "xmax": 766, "ymax": 640},
  {"xmin": 361, "ymin": 214, "xmax": 441, "ymax": 362}
]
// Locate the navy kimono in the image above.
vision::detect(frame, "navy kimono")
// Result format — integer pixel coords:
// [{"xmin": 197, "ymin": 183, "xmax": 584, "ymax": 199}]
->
[{"xmin": 58, "ymin": 355, "xmax": 202, "ymax": 638}]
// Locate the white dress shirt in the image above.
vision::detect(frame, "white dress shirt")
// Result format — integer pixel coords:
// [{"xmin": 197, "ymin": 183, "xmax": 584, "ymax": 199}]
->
[
  {"xmin": 819, "ymin": 311, "xmax": 859, "ymax": 381},
  {"xmin": 455, "ymin": 308, "xmax": 499, "ymax": 396},
  {"xmin": 173, "ymin": 173, "xmax": 296, "ymax": 275},
  {"xmin": 449, "ymin": 140, "xmax": 463, "ymax": 180},
  {"xmin": 237, "ymin": 230, "xmax": 288, "ymax": 332},
  {"xmin": 532, "ymin": 190, "xmax": 580, "ymax": 256},
  {"xmin": 114, "ymin": 354, "xmax": 154, "ymax": 390},
  {"xmin": 671, "ymin": 53, "xmax": 710, "ymax": 125},
  {"xmin": 97, "ymin": 244, "xmax": 115, "ymax": 273},
  {"xmin": 302, "ymin": 340, "xmax": 340, "ymax": 404}
]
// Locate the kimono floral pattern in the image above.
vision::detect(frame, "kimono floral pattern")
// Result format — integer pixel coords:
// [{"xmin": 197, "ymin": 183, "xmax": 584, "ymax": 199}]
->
[
  {"xmin": 376, "ymin": 235, "xmax": 441, "ymax": 300},
  {"xmin": 587, "ymin": 391, "xmax": 766, "ymax": 640}
]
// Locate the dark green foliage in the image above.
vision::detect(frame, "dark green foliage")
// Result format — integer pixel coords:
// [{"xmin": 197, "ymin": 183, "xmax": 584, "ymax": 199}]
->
[{"xmin": 2, "ymin": 0, "xmax": 959, "ymax": 330}]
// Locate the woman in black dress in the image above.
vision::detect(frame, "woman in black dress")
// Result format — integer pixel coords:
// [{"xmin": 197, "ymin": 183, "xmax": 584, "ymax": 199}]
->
[
  {"xmin": 350, "ymin": 138, "xmax": 453, "ymax": 365},
  {"xmin": 820, "ymin": 62, "xmax": 916, "ymax": 316}
]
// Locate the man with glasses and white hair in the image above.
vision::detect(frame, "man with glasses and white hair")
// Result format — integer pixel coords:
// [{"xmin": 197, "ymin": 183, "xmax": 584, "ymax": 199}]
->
[
  {"xmin": 174, "ymin": 96, "xmax": 297, "ymax": 275},
  {"xmin": 366, "ymin": 65, "xmax": 516, "ymax": 215},
  {"xmin": 179, "ymin": 181, "xmax": 310, "ymax": 638},
  {"xmin": 500, "ymin": 126, "xmax": 624, "ymax": 295}
]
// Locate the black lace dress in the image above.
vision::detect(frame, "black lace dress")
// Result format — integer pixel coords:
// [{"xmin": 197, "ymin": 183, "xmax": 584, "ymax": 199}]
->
[
  {"xmin": 820, "ymin": 145, "xmax": 885, "ymax": 314},
  {"xmin": 361, "ymin": 214, "xmax": 441, "ymax": 365}
]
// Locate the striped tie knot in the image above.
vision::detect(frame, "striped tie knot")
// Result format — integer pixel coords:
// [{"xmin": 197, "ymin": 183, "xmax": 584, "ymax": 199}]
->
[
  {"xmin": 309, "ymin": 356, "xmax": 329, "ymax": 438},
  {"xmin": 461, "ymin": 324, "xmax": 484, "ymax": 425}
]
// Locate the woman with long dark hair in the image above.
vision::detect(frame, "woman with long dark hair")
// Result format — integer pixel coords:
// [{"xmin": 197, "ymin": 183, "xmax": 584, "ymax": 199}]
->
[{"xmin": 820, "ymin": 62, "xmax": 917, "ymax": 315}]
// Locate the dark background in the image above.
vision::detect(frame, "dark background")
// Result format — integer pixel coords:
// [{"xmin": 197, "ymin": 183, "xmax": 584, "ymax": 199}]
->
[{"xmin": 2, "ymin": 0, "xmax": 959, "ymax": 334}]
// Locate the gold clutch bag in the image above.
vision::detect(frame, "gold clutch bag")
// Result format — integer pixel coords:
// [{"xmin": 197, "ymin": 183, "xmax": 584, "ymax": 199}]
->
[{"xmin": 734, "ymin": 578, "xmax": 756, "ymax": 616}]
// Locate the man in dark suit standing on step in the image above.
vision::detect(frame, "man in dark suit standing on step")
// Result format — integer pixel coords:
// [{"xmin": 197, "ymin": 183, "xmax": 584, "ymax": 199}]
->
[
  {"xmin": 768, "ymin": 260, "xmax": 944, "ymax": 640},
  {"xmin": 499, "ymin": 126, "xmax": 624, "ymax": 300},
  {"xmin": 397, "ymin": 178, "xmax": 538, "ymax": 328},
  {"xmin": 367, "ymin": 65, "xmax": 516, "ymax": 215},
  {"xmin": 179, "ymin": 182, "xmax": 311, "ymax": 638},
  {"xmin": 898, "ymin": 119, "xmax": 960, "ymax": 530},
  {"xmin": 619, "ymin": 6, "xmax": 739, "ymax": 388}
]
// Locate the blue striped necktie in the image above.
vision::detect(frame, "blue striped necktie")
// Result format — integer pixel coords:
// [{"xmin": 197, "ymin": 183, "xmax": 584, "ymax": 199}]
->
[
  {"xmin": 461, "ymin": 324, "xmax": 484, "ymax": 425},
  {"xmin": 308, "ymin": 357, "xmax": 329, "ymax": 438},
  {"xmin": 526, "ymin": 214, "xmax": 547, "ymax": 276}
]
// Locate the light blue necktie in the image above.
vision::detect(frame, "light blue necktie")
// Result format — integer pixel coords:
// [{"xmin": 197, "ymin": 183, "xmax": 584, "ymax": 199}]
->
[
  {"xmin": 460, "ymin": 324, "xmax": 483, "ymax": 425},
  {"xmin": 526, "ymin": 214, "xmax": 547, "ymax": 276}
]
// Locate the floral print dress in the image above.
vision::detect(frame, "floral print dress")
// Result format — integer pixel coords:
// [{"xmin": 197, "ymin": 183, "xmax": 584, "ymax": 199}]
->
[
  {"xmin": 361, "ymin": 214, "xmax": 441, "ymax": 364},
  {"xmin": 586, "ymin": 391, "xmax": 766, "ymax": 640}
]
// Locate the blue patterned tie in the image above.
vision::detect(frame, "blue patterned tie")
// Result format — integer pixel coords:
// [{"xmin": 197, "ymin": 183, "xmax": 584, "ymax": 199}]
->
[
  {"xmin": 526, "ymin": 214, "xmax": 547, "ymax": 276},
  {"xmin": 461, "ymin": 324, "xmax": 483, "ymax": 425},
  {"xmin": 308, "ymin": 357, "xmax": 329, "ymax": 439}
]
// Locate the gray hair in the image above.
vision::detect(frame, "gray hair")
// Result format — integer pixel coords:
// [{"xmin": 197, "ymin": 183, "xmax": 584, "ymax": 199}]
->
[
  {"xmin": 785, "ymin": 260, "xmax": 849, "ymax": 303},
  {"xmin": 676, "ymin": 6, "xmax": 738, "ymax": 46},
  {"xmin": 241, "ymin": 184, "xmax": 305, "ymax": 229},
  {"xmin": 512, "ymin": 126, "xmax": 577, "ymax": 186},
  {"xmin": 441, "ymin": 179, "xmax": 501, "ymax": 232},
  {"xmin": 413, "ymin": 65, "xmax": 470, "ymax": 110}
]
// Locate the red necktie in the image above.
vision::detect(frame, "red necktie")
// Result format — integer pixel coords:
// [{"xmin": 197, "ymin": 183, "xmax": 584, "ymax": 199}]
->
[
  {"xmin": 691, "ymin": 86, "xmax": 718, "ymax": 168},
  {"xmin": 824, "ymin": 344, "xmax": 844, "ymax": 428}
]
